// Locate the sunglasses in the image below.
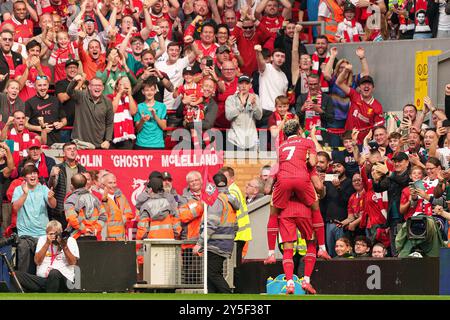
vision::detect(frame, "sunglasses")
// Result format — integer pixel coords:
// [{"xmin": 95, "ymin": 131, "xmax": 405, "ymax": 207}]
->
[
  {"xmin": 36, "ymin": 75, "xmax": 48, "ymax": 80},
  {"xmin": 1, "ymin": 38, "xmax": 12, "ymax": 42},
  {"xmin": 242, "ymin": 26, "xmax": 254, "ymax": 30}
]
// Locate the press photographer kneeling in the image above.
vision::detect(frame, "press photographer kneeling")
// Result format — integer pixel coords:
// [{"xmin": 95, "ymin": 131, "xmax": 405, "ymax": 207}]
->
[{"xmin": 12, "ymin": 221, "xmax": 79, "ymax": 293}]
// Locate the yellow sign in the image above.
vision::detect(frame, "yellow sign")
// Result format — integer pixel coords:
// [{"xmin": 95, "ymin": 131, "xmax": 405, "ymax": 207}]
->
[{"xmin": 415, "ymin": 50, "xmax": 442, "ymax": 110}]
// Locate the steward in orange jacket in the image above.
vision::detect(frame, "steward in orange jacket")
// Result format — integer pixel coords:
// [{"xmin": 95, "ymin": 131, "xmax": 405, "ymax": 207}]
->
[
  {"xmin": 102, "ymin": 189, "xmax": 135, "ymax": 241},
  {"xmin": 320, "ymin": 0, "xmax": 344, "ymax": 42},
  {"xmin": 101, "ymin": 173, "xmax": 135, "ymax": 241},
  {"xmin": 64, "ymin": 174, "xmax": 107, "ymax": 240},
  {"xmin": 178, "ymin": 187, "xmax": 204, "ymax": 249},
  {"xmin": 135, "ymin": 177, "xmax": 181, "ymax": 265}
]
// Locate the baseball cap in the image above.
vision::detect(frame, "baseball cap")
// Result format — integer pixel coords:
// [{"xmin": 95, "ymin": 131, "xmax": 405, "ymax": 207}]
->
[
  {"xmin": 28, "ymin": 139, "xmax": 41, "ymax": 149},
  {"xmin": 358, "ymin": 75, "xmax": 375, "ymax": 86},
  {"xmin": 84, "ymin": 15, "xmax": 95, "ymax": 23},
  {"xmin": 216, "ymin": 45, "xmax": 231, "ymax": 54},
  {"xmin": 183, "ymin": 66, "xmax": 195, "ymax": 75},
  {"xmin": 161, "ymin": 171, "xmax": 172, "ymax": 180},
  {"xmin": 65, "ymin": 58, "xmax": 79, "ymax": 68},
  {"xmin": 344, "ymin": 1, "xmax": 356, "ymax": 12},
  {"xmin": 238, "ymin": 75, "xmax": 251, "ymax": 83},
  {"xmin": 391, "ymin": 152, "xmax": 409, "ymax": 162},
  {"xmin": 213, "ymin": 173, "xmax": 228, "ymax": 187},
  {"xmin": 148, "ymin": 171, "xmax": 163, "ymax": 180}
]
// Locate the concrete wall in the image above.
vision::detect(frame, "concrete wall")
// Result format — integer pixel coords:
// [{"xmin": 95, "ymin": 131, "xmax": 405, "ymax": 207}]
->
[
  {"xmin": 305, "ymin": 38, "xmax": 450, "ymax": 111},
  {"xmin": 429, "ymin": 50, "xmax": 450, "ymax": 109}
]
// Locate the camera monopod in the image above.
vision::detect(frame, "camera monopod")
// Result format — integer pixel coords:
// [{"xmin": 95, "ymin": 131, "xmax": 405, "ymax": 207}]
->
[{"xmin": 0, "ymin": 253, "xmax": 24, "ymax": 293}]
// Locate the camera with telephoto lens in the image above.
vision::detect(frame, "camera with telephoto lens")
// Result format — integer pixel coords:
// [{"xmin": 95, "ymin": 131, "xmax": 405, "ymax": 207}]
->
[
  {"xmin": 58, "ymin": 231, "xmax": 70, "ymax": 242},
  {"xmin": 0, "ymin": 233, "xmax": 19, "ymax": 248}
]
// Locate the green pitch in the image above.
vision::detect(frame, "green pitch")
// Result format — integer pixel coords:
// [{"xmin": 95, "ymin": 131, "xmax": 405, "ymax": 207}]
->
[{"xmin": 0, "ymin": 293, "xmax": 449, "ymax": 300}]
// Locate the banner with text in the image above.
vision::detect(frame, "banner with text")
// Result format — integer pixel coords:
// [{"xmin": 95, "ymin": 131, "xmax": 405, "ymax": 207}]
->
[{"xmin": 77, "ymin": 150, "xmax": 223, "ymax": 209}]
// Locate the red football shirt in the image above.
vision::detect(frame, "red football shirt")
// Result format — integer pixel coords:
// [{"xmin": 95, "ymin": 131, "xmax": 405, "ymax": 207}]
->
[
  {"xmin": 277, "ymin": 136, "xmax": 316, "ymax": 179},
  {"xmin": 359, "ymin": 164, "xmax": 388, "ymax": 228},
  {"xmin": 4, "ymin": 18, "xmax": 33, "ymax": 44},
  {"xmin": 233, "ymin": 25, "xmax": 271, "ymax": 76},
  {"xmin": 260, "ymin": 15, "xmax": 284, "ymax": 52},
  {"xmin": 148, "ymin": 12, "xmax": 174, "ymax": 39},
  {"xmin": 344, "ymin": 88, "xmax": 384, "ymax": 144},
  {"xmin": 4, "ymin": 54, "xmax": 16, "ymax": 77},
  {"xmin": 15, "ymin": 64, "xmax": 52, "ymax": 102},
  {"xmin": 280, "ymin": 199, "xmax": 312, "ymax": 218},
  {"xmin": 194, "ymin": 40, "xmax": 219, "ymax": 62},
  {"xmin": 215, "ymin": 77, "xmax": 238, "ymax": 128}
]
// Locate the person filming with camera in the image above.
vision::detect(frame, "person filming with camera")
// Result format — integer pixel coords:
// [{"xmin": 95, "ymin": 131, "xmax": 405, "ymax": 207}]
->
[{"xmin": 12, "ymin": 220, "xmax": 79, "ymax": 293}]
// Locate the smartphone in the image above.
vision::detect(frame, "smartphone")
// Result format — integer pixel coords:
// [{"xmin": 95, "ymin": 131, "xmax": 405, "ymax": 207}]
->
[
  {"xmin": 324, "ymin": 174, "xmax": 339, "ymax": 182},
  {"xmin": 4, "ymin": 139, "xmax": 14, "ymax": 152},
  {"xmin": 206, "ymin": 59, "xmax": 213, "ymax": 67},
  {"xmin": 414, "ymin": 180, "xmax": 426, "ymax": 191},
  {"xmin": 368, "ymin": 140, "xmax": 379, "ymax": 150}
]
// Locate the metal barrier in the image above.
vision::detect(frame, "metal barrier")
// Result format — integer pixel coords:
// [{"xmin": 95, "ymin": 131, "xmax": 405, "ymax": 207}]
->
[
  {"xmin": 298, "ymin": 21, "xmax": 325, "ymax": 37},
  {"xmin": 135, "ymin": 239, "xmax": 235, "ymax": 291}
]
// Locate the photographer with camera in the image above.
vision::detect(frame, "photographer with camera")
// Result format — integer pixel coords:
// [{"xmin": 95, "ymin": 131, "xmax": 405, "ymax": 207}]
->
[{"xmin": 11, "ymin": 220, "xmax": 79, "ymax": 293}]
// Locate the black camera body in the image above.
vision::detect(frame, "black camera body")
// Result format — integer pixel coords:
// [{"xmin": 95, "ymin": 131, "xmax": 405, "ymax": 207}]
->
[
  {"xmin": 59, "ymin": 231, "xmax": 71, "ymax": 241},
  {"xmin": 407, "ymin": 215, "xmax": 428, "ymax": 240},
  {"xmin": 0, "ymin": 233, "xmax": 19, "ymax": 248}
]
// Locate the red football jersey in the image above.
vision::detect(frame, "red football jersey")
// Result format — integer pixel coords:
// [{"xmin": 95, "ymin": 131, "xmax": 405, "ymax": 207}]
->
[
  {"xmin": 359, "ymin": 164, "xmax": 388, "ymax": 228},
  {"xmin": 344, "ymin": 88, "xmax": 384, "ymax": 144},
  {"xmin": 277, "ymin": 136, "xmax": 316, "ymax": 179}
]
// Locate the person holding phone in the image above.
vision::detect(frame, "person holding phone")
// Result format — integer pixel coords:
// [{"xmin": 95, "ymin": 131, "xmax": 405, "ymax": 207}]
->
[
  {"xmin": 372, "ymin": 151, "xmax": 411, "ymax": 256},
  {"xmin": 320, "ymin": 159, "xmax": 355, "ymax": 257}
]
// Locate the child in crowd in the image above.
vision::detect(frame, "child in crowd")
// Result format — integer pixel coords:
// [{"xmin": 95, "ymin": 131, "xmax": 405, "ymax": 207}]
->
[
  {"xmin": 175, "ymin": 66, "xmax": 204, "ymax": 126},
  {"xmin": 353, "ymin": 235, "xmax": 372, "ymax": 257},
  {"xmin": 335, "ymin": 3, "xmax": 364, "ymax": 43},
  {"xmin": 268, "ymin": 95, "xmax": 296, "ymax": 149},
  {"xmin": 47, "ymin": 30, "xmax": 79, "ymax": 82},
  {"xmin": 400, "ymin": 166, "xmax": 426, "ymax": 220},
  {"xmin": 388, "ymin": 132, "xmax": 402, "ymax": 155},
  {"xmin": 334, "ymin": 237, "xmax": 354, "ymax": 259},
  {"xmin": 134, "ymin": 80, "xmax": 167, "ymax": 149},
  {"xmin": 371, "ymin": 242, "xmax": 387, "ymax": 258}
]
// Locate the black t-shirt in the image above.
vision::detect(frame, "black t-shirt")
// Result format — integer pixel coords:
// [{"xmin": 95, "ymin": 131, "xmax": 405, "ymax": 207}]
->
[
  {"xmin": 55, "ymin": 79, "xmax": 75, "ymax": 126},
  {"xmin": 25, "ymin": 95, "xmax": 66, "ymax": 145}
]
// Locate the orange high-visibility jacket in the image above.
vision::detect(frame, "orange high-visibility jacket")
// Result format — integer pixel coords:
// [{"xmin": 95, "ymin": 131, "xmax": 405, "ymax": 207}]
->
[
  {"xmin": 178, "ymin": 199, "xmax": 204, "ymax": 249},
  {"xmin": 321, "ymin": 0, "xmax": 344, "ymax": 43},
  {"xmin": 103, "ymin": 190, "xmax": 135, "ymax": 241},
  {"xmin": 64, "ymin": 189, "xmax": 107, "ymax": 239}
]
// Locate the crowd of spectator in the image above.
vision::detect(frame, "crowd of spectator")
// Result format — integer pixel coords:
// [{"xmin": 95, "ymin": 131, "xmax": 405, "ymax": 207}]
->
[
  {"xmin": 0, "ymin": 0, "xmax": 449, "ymax": 292},
  {"xmin": 0, "ymin": 0, "xmax": 447, "ymax": 153}
]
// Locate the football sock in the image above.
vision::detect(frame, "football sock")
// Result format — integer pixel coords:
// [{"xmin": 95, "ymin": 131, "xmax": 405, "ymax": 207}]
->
[
  {"xmin": 267, "ymin": 214, "xmax": 279, "ymax": 251},
  {"xmin": 304, "ymin": 241, "xmax": 317, "ymax": 279},
  {"xmin": 312, "ymin": 208, "xmax": 325, "ymax": 247},
  {"xmin": 282, "ymin": 248, "xmax": 294, "ymax": 281}
]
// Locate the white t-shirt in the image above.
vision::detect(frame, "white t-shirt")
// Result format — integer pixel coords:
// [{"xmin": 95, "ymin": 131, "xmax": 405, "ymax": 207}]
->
[
  {"xmin": 439, "ymin": 0, "xmax": 450, "ymax": 31},
  {"xmin": 156, "ymin": 56, "xmax": 190, "ymax": 110},
  {"xmin": 318, "ymin": 2, "xmax": 332, "ymax": 19},
  {"xmin": 438, "ymin": 147, "xmax": 450, "ymax": 170},
  {"xmin": 259, "ymin": 63, "xmax": 288, "ymax": 112},
  {"xmin": 36, "ymin": 236, "xmax": 80, "ymax": 282}
]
